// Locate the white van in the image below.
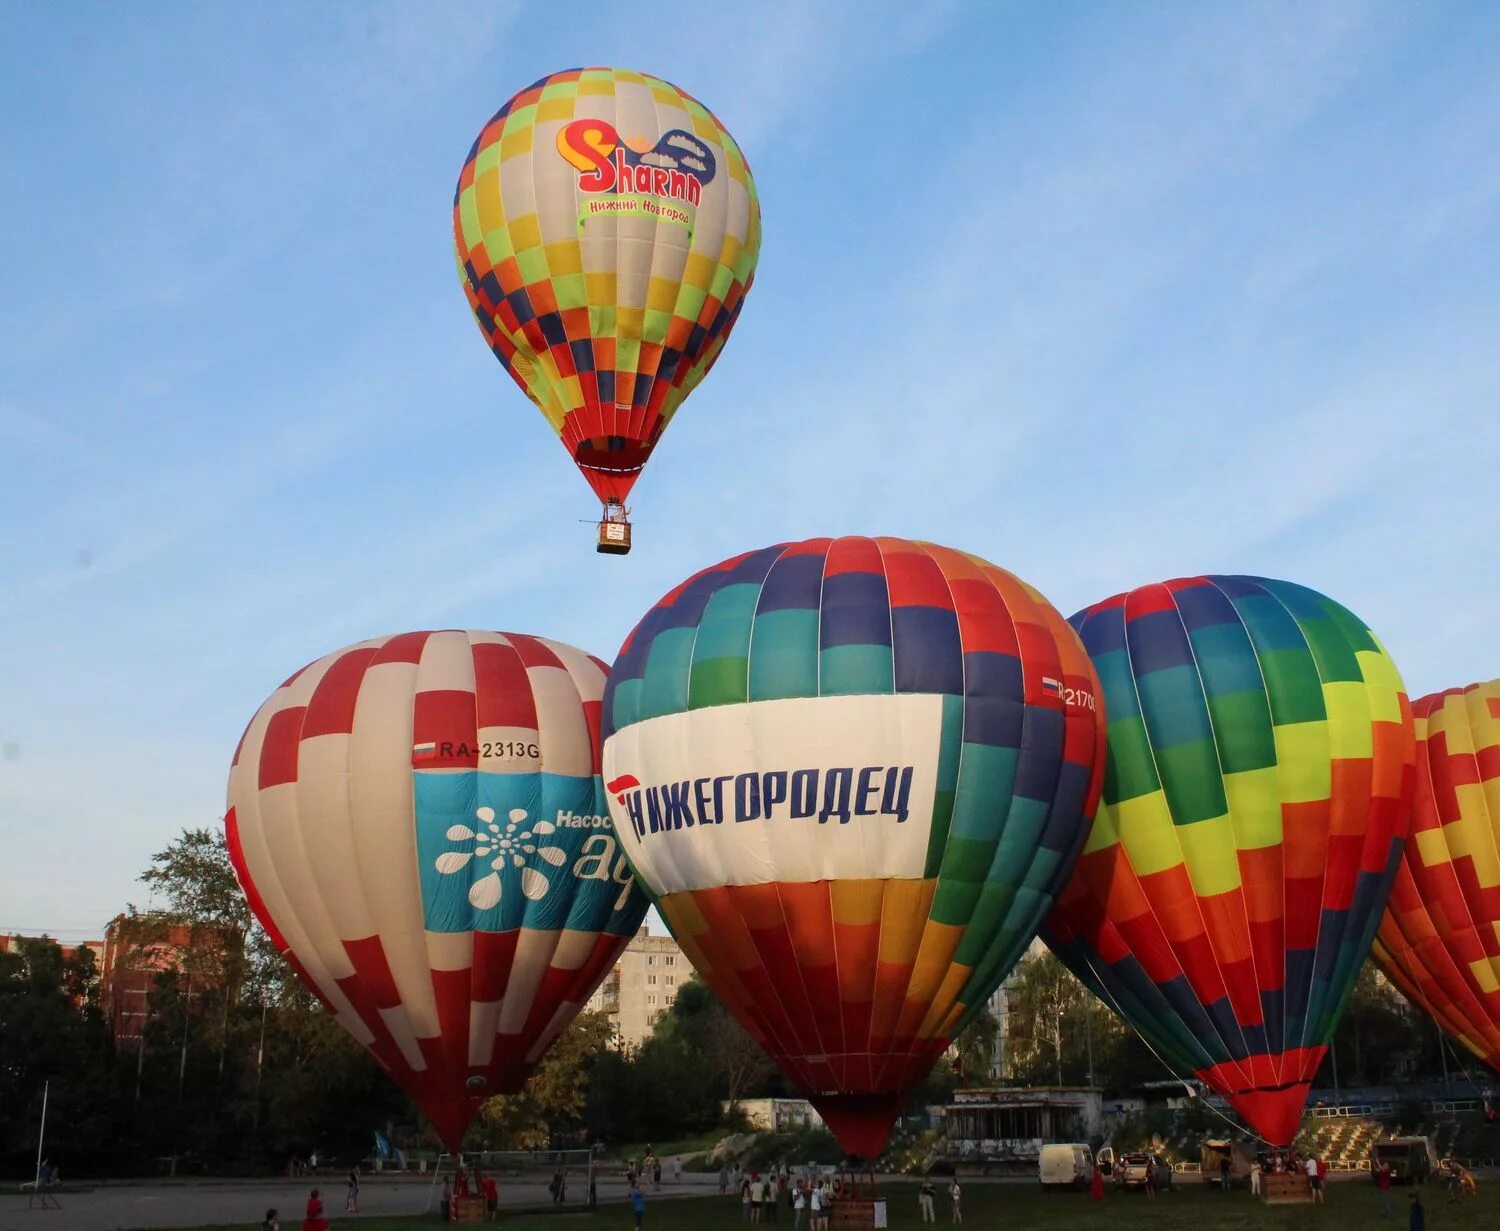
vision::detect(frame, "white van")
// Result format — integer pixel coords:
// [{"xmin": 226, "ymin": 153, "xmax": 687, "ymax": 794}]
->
[{"xmin": 1039, "ymin": 1143, "xmax": 1095, "ymax": 1189}]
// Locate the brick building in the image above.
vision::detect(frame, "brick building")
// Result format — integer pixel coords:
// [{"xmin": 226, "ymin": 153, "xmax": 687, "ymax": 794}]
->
[{"xmin": 100, "ymin": 914, "xmax": 234, "ymax": 1046}]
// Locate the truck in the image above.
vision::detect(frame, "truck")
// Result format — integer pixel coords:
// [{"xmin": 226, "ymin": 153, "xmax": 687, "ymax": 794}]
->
[
  {"xmin": 1371, "ymin": 1138, "xmax": 1439, "ymax": 1186},
  {"xmin": 1039, "ymin": 1144, "xmax": 1094, "ymax": 1190},
  {"xmin": 1201, "ymin": 1140, "xmax": 1255, "ymax": 1187}
]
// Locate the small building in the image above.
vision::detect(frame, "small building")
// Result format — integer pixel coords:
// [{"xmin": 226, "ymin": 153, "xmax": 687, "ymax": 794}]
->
[{"xmin": 940, "ymin": 1087, "xmax": 1111, "ymax": 1173}]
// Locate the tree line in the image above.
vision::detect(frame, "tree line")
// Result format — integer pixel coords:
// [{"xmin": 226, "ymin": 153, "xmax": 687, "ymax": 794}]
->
[{"xmin": 3, "ymin": 825, "xmax": 1459, "ymax": 1179}]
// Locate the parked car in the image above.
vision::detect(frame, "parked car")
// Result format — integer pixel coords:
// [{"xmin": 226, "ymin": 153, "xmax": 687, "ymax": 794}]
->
[
  {"xmin": 1039, "ymin": 1144, "xmax": 1095, "ymax": 1190},
  {"xmin": 1116, "ymin": 1151, "xmax": 1173, "ymax": 1191}
]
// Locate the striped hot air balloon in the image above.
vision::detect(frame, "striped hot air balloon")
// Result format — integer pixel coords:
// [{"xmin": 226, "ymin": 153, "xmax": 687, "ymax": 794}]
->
[
  {"xmin": 599, "ymin": 537, "xmax": 1106, "ymax": 1157},
  {"xmin": 1372, "ymin": 680, "xmax": 1500, "ymax": 1069},
  {"xmin": 454, "ymin": 67, "xmax": 761, "ymax": 545},
  {"xmin": 1043, "ymin": 577, "xmax": 1415, "ymax": 1145},
  {"xmin": 226, "ymin": 630, "xmax": 648, "ymax": 1148}
]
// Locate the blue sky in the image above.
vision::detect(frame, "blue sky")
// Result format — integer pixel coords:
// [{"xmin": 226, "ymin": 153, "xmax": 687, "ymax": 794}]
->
[{"xmin": 1, "ymin": 3, "xmax": 1496, "ymax": 938}]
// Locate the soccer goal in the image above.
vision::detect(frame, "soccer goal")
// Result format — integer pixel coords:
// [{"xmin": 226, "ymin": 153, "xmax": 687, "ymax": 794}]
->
[{"xmin": 425, "ymin": 1148, "xmax": 599, "ymax": 1217}]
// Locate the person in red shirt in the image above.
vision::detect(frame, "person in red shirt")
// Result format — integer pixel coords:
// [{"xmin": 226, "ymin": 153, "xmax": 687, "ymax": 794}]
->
[
  {"xmin": 482, "ymin": 1175, "xmax": 499, "ymax": 1219},
  {"xmin": 301, "ymin": 1188, "xmax": 329, "ymax": 1231},
  {"xmin": 1377, "ymin": 1162, "xmax": 1395, "ymax": 1219}
]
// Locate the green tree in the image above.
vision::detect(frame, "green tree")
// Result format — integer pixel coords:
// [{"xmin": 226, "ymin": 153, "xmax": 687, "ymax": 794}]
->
[
  {"xmin": 1321, "ymin": 962, "xmax": 1430, "ymax": 1090},
  {"xmin": 953, "ymin": 1006, "xmax": 1000, "ymax": 1084},
  {"xmin": 667, "ymin": 978, "xmax": 774, "ymax": 1110},
  {"xmin": 471, "ymin": 1011, "xmax": 615, "ymax": 1148},
  {"xmin": 0, "ymin": 937, "xmax": 119, "ymax": 1174}
]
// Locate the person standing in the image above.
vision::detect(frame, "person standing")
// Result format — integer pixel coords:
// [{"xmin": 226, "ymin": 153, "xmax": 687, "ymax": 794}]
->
[
  {"xmin": 674, "ymin": 1156, "xmax": 683, "ymax": 1184},
  {"xmin": 1409, "ymin": 1190, "xmax": 1425, "ymax": 1231},
  {"xmin": 1250, "ymin": 1159, "xmax": 1261, "ymax": 1198},
  {"xmin": 346, "ymin": 1166, "xmax": 360, "ymax": 1213},
  {"xmin": 741, "ymin": 1175, "xmax": 752, "ymax": 1223},
  {"xmin": 630, "ymin": 1180, "xmax": 647, "ymax": 1230},
  {"xmin": 1144, "ymin": 1155, "xmax": 1157, "ymax": 1200},
  {"xmin": 1305, "ymin": 1154, "xmax": 1321, "ymax": 1204},
  {"xmin": 1378, "ymin": 1161, "xmax": 1395, "ymax": 1219},
  {"xmin": 949, "ymin": 1177, "xmax": 963, "ymax": 1224},
  {"xmin": 750, "ymin": 1173, "xmax": 764, "ymax": 1225},
  {"xmin": 808, "ymin": 1184, "xmax": 822, "ymax": 1231},
  {"xmin": 1090, "ymin": 1163, "xmax": 1105, "ymax": 1202},
  {"xmin": 303, "ymin": 1189, "xmax": 329, "ymax": 1231},
  {"xmin": 720, "ymin": 1164, "xmax": 730, "ymax": 1196},
  {"xmin": 1316, "ymin": 1156, "xmax": 1328, "ymax": 1202},
  {"xmin": 793, "ymin": 1183, "xmax": 806, "ymax": 1229},
  {"xmin": 1219, "ymin": 1154, "xmax": 1231, "ymax": 1191},
  {"xmin": 919, "ymin": 1176, "xmax": 936, "ymax": 1222}
]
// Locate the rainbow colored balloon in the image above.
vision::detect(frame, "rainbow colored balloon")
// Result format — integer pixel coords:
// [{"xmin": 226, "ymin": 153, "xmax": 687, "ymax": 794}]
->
[
  {"xmin": 226, "ymin": 630, "xmax": 648, "ymax": 1148},
  {"xmin": 1372, "ymin": 680, "xmax": 1500, "ymax": 1070},
  {"xmin": 1043, "ymin": 576, "xmax": 1414, "ymax": 1145},
  {"xmin": 600, "ymin": 537, "xmax": 1106, "ymax": 1157},
  {"xmin": 454, "ymin": 67, "xmax": 761, "ymax": 514}
]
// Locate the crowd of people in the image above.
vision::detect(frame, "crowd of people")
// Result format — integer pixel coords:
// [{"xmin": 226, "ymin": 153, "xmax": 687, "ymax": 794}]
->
[
  {"xmin": 182, "ymin": 1133, "xmax": 1491, "ymax": 1231},
  {"xmin": 709, "ymin": 1161, "xmax": 966, "ymax": 1228}
]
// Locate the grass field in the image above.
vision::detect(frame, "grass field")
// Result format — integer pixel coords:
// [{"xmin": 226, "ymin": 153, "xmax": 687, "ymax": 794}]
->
[{"xmin": 142, "ymin": 1181, "xmax": 1499, "ymax": 1231}]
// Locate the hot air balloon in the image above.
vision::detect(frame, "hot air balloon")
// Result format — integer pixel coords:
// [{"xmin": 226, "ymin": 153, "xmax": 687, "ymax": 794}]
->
[
  {"xmin": 1371, "ymin": 680, "xmax": 1500, "ymax": 1070},
  {"xmin": 454, "ymin": 67, "xmax": 762, "ymax": 554},
  {"xmin": 1043, "ymin": 576, "xmax": 1415, "ymax": 1145},
  {"xmin": 598, "ymin": 537, "xmax": 1106, "ymax": 1157},
  {"xmin": 225, "ymin": 630, "xmax": 648, "ymax": 1148}
]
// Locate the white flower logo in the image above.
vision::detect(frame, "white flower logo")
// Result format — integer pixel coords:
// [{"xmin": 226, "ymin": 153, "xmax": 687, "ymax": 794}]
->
[{"xmin": 434, "ymin": 806, "xmax": 569, "ymax": 909}]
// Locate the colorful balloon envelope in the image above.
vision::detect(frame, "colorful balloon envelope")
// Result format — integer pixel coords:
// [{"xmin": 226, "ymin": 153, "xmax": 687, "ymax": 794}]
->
[
  {"xmin": 1371, "ymin": 680, "xmax": 1500, "ymax": 1069},
  {"xmin": 225, "ymin": 630, "xmax": 648, "ymax": 1148},
  {"xmin": 454, "ymin": 67, "xmax": 761, "ymax": 522},
  {"xmin": 599, "ymin": 537, "xmax": 1106, "ymax": 1157},
  {"xmin": 1043, "ymin": 577, "xmax": 1415, "ymax": 1145}
]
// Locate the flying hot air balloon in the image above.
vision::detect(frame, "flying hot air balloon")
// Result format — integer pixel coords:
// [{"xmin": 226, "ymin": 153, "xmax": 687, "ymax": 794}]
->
[
  {"xmin": 1042, "ymin": 576, "xmax": 1415, "ymax": 1145},
  {"xmin": 225, "ymin": 630, "xmax": 648, "ymax": 1148},
  {"xmin": 599, "ymin": 537, "xmax": 1107, "ymax": 1158},
  {"xmin": 454, "ymin": 67, "xmax": 762, "ymax": 554},
  {"xmin": 1370, "ymin": 680, "xmax": 1500, "ymax": 1070}
]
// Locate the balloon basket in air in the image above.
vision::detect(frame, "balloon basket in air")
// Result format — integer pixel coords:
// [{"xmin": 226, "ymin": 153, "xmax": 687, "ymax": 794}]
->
[{"xmin": 596, "ymin": 518, "xmax": 631, "ymax": 554}]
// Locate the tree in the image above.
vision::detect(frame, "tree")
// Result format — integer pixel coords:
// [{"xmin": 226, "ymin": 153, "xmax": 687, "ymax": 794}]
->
[
  {"xmin": 1321, "ymin": 963, "xmax": 1430, "ymax": 1090},
  {"xmin": 0, "ymin": 938, "xmax": 119, "ymax": 1174},
  {"xmin": 700, "ymin": 1006, "xmax": 775, "ymax": 1111},
  {"xmin": 952, "ymin": 1007, "xmax": 1000, "ymax": 1084},
  {"xmin": 665, "ymin": 975, "xmax": 775, "ymax": 1109},
  {"xmin": 138, "ymin": 828, "xmax": 252, "ymax": 933},
  {"xmin": 471, "ymin": 1011, "xmax": 615, "ymax": 1148}
]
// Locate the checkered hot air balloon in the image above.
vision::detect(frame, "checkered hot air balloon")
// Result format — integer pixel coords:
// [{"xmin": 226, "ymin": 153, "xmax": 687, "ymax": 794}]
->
[
  {"xmin": 1042, "ymin": 577, "xmax": 1415, "ymax": 1145},
  {"xmin": 1371, "ymin": 680, "xmax": 1500, "ymax": 1070},
  {"xmin": 599, "ymin": 537, "xmax": 1107, "ymax": 1158},
  {"xmin": 225, "ymin": 631, "xmax": 648, "ymax": 1148},
  {"xmin": 453, "ymin": 68, "xmax": 761, "ymax": 548}
]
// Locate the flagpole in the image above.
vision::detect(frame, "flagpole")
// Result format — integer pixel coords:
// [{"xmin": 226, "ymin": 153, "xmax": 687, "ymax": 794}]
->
[{"xmin": 34, "ymin": 1080, "xmax": 49, "ymax": 1190}]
